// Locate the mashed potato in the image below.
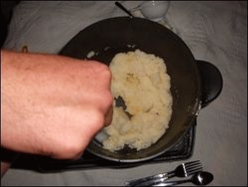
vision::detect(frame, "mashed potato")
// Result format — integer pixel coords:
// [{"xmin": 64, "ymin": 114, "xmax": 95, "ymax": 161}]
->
[{"xmin": 102, "ymin": 49, "xmax": 172, "ymax": 151}]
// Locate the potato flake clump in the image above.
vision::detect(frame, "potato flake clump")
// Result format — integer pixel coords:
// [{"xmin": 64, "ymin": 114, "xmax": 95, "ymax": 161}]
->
[{"xmin": 103, "ymin": 49, "xmax": 172, "ymax": 151}]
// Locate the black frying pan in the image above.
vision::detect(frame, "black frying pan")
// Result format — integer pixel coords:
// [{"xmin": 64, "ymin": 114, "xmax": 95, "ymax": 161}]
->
[{"xmin": 59, "ymin": 17, "xmax": 221, "ymax": 162}]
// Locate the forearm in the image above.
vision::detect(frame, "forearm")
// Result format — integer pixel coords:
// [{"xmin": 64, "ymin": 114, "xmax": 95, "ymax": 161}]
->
[{"xmin": 1, "ymin": 49, "xmax": 112, "ymax": 160}]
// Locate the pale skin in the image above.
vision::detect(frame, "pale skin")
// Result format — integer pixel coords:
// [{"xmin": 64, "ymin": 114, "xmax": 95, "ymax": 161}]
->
[{"xmin": 1, "ymin": 49, "xmax": 113, "ymax": 177}]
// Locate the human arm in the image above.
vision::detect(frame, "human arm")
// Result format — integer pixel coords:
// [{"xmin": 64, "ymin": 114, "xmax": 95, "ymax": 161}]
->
[{"xmin": 1, "ymin": 49, "xmax": 113, "ymax": 176}]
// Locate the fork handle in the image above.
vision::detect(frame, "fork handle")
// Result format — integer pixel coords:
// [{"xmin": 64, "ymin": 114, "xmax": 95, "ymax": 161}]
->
[
  {"xmin": 153, "ymin": 180, "xmax": 190, "ymax": 186},
  {"xmin": 125, "ymin": 172, "xmax": 174, "ymax": 186}
]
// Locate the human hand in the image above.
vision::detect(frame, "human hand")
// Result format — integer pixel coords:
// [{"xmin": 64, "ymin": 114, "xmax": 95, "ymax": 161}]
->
[{"xmin": 1, "ymin": 49, "xmax": 113, "ymax": 159}]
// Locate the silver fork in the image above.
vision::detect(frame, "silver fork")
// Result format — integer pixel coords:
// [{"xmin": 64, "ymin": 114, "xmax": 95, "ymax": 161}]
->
[{"xmin": 125, "ymin": 160, "xmax": 202, "ymax": 186}]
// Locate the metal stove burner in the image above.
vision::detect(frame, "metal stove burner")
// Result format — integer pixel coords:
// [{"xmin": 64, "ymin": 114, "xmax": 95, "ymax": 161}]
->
[{"xmin": 11, "ymin": 120, "xmax": 196, "ymax": 172}]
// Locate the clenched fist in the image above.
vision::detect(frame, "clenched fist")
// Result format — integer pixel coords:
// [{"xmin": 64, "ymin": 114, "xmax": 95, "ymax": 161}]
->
[{"xmin": 1, "ymin": 49, "xmax": 113, "ymax": 160}]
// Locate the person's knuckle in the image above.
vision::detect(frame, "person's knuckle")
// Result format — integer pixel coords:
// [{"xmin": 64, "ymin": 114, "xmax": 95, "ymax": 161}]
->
[
  {"xmin": 93, "ymin": 62, "xmax": 112, "ymax": 81},
  {"xmin": 105, "ymin": 91, "xmax": 113, "ymax": 108},
  {"xmin": 102, "ymin": 65, "xmax": 112, "ymax": 81},
  {"xmin": 88, "ymin": 108, "xmax": 105, "ymax": 128},
  {"xmin": 97, "ymin": 91, "xmax": 113, "ymax": 112}
]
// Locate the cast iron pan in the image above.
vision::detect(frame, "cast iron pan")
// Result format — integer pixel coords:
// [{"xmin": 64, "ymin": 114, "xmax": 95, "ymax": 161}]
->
[{"xmin": 59, "ymin": 17, "xmax": 222, "ymax": 162}]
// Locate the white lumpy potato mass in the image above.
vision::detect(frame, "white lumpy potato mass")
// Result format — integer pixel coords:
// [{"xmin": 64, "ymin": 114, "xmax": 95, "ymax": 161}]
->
[{"xmin": 101, "ymin": 49, "xmax": 173, "ymax": 152}]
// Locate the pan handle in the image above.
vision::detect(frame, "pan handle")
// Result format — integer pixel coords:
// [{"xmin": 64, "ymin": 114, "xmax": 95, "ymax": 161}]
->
[{"xmin": 196, "ymin": 60, "xmax": 223, "ymax": 108}]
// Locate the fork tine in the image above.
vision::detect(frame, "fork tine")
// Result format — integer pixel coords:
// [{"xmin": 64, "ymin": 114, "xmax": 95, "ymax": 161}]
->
[
  {"xmin": 184, "ymin": 160, "xmax": 203, "ymax": 177},
  {"xmin": 184, "ymin": 160, "xmax": 201, "ymax": 166},
  {"xmin": 185, "ymin": 167, "xmax": 203, "ymax": 176},
  {"xmin": 186, "ymin": 165, "xmax": 203, "ymax": 172},
  {"xmin": 185, "ymin": 163, "xmax": 202, "ymax": 170}
]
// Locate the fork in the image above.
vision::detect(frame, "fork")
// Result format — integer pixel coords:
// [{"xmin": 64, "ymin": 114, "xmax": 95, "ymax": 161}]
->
[{"xmin": 125, "ymin": 160, "xmax": 202, "ymax": 186}]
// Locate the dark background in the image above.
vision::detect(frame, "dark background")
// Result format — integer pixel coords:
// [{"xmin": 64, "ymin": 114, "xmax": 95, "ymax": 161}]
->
[{"xmin": 1, "ymin": 0, "xmax": 20, "ymax": 47}]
